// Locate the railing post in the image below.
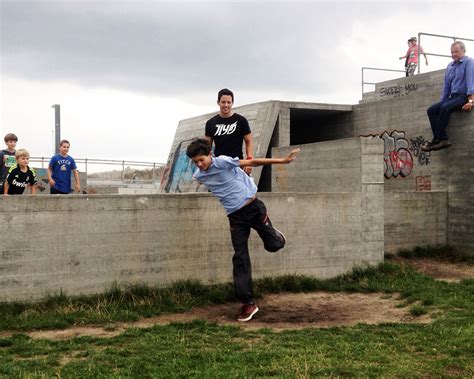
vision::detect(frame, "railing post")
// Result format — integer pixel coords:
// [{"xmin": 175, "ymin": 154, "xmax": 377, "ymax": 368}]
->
[
  {"xmin": 418, "ymin": 32, "xmax": 421, "ymax": 74},
  {"xmin": 122, "ymin": 160, "xmax": 125, "ymax": 183},
  {"xmin": 361, "ymin": 67, "xmax": 364, "ymax": 97},
  {"xmin": 152, "ymin": 163, "xmax": 156, "ymax": 187},
  {"xmin": 85, "ymin": 158, "xmax": 88, "ymax": 176}
]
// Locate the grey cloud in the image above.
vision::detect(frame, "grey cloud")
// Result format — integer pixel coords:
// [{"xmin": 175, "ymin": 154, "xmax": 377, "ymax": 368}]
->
[{"xmin": 1, "ymin": 1, "xmax": 452, "ymax": 101}]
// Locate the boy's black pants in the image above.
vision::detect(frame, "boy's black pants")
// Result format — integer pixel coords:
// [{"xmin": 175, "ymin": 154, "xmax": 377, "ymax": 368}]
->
[{"xmin": 227, "ymin": 198, "xmax": 285, "ymax": 305}]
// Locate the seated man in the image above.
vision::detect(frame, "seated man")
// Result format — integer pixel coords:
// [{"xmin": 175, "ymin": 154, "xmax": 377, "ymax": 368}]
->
[{"xmin": 422, "ymin": 41, "xmax": 473, "ymax": 152}]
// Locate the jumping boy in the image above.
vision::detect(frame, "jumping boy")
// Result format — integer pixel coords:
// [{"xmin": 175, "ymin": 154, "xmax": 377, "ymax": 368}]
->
[
  {"xmin": 3, "ymin": 149, "xmax": 37, "ymax": 195},
  {"xmin": 186, "ymin": 138, "xmax": 300, "ymax": 322},
  {"xmin": 47, "ymin": 140, "xmax": 80, "ymax": 194},
  {"xmin": 0, "ymin": 133, "xmax": 18, "ymax": 195}
]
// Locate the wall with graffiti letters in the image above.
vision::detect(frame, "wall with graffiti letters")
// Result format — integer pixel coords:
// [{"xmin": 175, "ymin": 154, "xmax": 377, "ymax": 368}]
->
[
  {"xmin": 360, "ymin": 130, "xmax": 432, "ymax": 181},
  {"xmin": 160, "ymin": 139, "xmax": 201, "ymax": 193}
]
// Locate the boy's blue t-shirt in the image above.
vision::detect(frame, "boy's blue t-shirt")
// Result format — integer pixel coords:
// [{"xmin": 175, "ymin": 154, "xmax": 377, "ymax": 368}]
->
[
  {"xmin": 194, "ymin": 156, "xmax": 257, "ymax": 215},
  {"xmin": 49, "ymin": 154, "xmax": 77, "ymax": 193}
]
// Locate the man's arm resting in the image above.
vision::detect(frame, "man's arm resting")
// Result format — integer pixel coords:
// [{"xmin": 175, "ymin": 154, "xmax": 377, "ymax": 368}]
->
[{"xmin": 243, "ymin": 133, "xmax": 254, "ymax": 174}]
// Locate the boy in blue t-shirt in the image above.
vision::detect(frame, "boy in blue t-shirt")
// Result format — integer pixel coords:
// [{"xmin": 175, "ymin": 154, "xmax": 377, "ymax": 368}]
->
[
  {"xmin": 186, "ymin": 138, "xmax": 300, "ymax": 322},
  {"xmin": 47, "ymin": 140, "xmax": 81, "ymax": 194}
]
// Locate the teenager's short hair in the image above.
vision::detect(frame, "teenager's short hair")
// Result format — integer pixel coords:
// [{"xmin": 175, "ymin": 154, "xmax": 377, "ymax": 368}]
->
[
  {"xmin": 186, "ymin": 138, "xmax": 212, "ymax": 158},
  {"xmin": 59, "ymin": 139, "xmax": 70, "ymax": 146},
  {"xmin": 15, "ymin": 149, "xmax": 30, "ymax": 159},
  {"xmin": 4, "ymin": 133, "xmax": 18, "ymax": 142},
  {"xmin": 217, "ymin": 88, "xmax": 234, "ymax": 102}
]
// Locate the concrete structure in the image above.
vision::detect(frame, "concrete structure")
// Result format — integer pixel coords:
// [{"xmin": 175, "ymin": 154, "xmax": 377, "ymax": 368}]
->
[
  {"xmin": 1, "ymin": 69, "xmax": 472, "ymax": 302},
  {"xmin": 0, "ymin": 150, "xmax": 383, "ymax": 301},
  {"xmin": 164, "ymin": 69, "xmax": 473, "ymax": 253}
]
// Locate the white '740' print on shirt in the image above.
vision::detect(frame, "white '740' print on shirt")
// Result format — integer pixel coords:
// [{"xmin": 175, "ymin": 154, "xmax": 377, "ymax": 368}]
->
[{"xmin": 214, "ymin": 121, "xmax": 237, "ymax": 136}]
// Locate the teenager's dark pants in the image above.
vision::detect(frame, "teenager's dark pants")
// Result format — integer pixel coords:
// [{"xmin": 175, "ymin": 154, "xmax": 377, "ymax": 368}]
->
[
  {"xmin": 427, "ymin": 94, "xmax": 467, "ymax": 143},
  {"xmin": 227, "ymin": 198, "xmax": 285, "ymax": 305}
]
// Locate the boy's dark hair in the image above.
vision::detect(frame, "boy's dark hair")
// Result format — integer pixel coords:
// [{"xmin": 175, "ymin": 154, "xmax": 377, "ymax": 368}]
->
[
  {"xmin": 4, "ymin": 133, "xmax": 18, "ymax": 142},
  {"xmin": 186, "ymin": 138, "xmax": 212, "ymax": 158},
  {"xmin": 59, "ymin": 139, "xmax": 70, "ymax": 146},
  {"xmin": 217, "ymin": 88, "xmax": 234, "ymax": 103}
]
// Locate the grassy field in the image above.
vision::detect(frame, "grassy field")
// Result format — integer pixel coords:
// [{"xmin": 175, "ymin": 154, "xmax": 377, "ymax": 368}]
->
[{"xmin": 0, "ymin": 248, "xmax": 473, "ymax": 377}]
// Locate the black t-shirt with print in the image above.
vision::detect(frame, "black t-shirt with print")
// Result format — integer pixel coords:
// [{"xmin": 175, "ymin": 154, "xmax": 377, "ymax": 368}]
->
[
  {"xmin": 0, "ymin": 149, "xmax": 17, "ymax": 185},
  {"xmin": 5, "ymin": 165, "xmax": 37, "ymax": 195},
  {"xmin": 205, "ymin": 113, "xmax": 251, "ymax": 159}
]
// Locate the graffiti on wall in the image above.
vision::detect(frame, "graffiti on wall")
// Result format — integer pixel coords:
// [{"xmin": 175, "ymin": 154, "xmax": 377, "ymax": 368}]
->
[
  {"xmin": 361, "ymin": 130, "xmax": 414, "ymax": 178},
  {"xmin": 161, "ymin": 139, "xmax": 197, "ymax": 193},
  {"xmin": 416, "ymin": 176, "xmax": 432, "ymax": 191},
  {"xmin": 409, "ymin": 135, "xmax": 431, "ymax": 166},
  {"xmin": 379, "ymin": 82, "xmax": 418, "ymax": 99}
]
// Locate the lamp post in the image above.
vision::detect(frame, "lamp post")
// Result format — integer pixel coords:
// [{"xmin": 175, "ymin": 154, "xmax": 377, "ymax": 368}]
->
[{"xmin": 51, "ymin": 104, "xmax": 60, "ymax": 154}]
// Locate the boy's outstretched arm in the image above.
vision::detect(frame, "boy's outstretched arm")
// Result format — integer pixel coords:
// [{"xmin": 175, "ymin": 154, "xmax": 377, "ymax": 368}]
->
[{"xmin": 239, "ymin": 148, "xmax": 301, "ymax": 168}]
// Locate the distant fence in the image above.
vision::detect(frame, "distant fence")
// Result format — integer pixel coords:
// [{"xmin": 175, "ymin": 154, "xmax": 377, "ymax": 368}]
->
[{"xmin": 30, "ymin": 157, "xmax": 166, "ymax": 186}]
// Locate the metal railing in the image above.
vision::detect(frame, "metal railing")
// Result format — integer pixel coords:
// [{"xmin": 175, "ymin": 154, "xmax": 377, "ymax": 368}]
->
[
  {"xmin": 361, "ymin": 67, "xmax": 405, "ymax": 96},
  {"xmin": 30, "ymin": 157, "xmax": 166, "ymax": 185},
  {"xmin": 417, "ymin": 32, "xmax": 474, "ymax": 74}
]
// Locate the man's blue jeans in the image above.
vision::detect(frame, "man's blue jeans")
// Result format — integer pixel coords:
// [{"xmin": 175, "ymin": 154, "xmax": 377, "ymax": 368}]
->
[{"xmin": 427, "ymin": 94, "xmax": 467, "ymax": 143}]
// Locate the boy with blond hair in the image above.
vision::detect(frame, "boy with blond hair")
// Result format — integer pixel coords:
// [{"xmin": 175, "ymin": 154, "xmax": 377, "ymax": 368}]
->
[
  {"xmin": 0, "ymin": 133, "xmax": 18, "ymax": 195},
  {"xmin": 3, "ymin": 149, "xmax": 37, "ymax": 195}
]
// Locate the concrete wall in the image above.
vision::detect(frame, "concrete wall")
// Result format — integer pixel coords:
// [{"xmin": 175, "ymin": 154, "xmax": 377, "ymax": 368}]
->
[
  {"xmin": 352, "ymin": 69, "xmax": 473, "ymax": 251},
  {"xmin": 273, "ymin": 136, "xmax": 449, "ymax": 253},
  {"xmin": 384, "ymin": 192, "xmax": 448, "ymax": 253},
  {"xmin": 0, "ymin": 189, "xmax": 383, "ymax": 302},
  {"xmin": 161, "ymin": 101, "xmax": 280, "ymax": 193},
  {"xmin": 162, "ymin": 101, "xmax": 352, "ymax": 194}
]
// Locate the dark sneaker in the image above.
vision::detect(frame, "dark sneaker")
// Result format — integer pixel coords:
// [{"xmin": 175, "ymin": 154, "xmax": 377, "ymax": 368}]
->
[
  {"xmin": 421, "ymin": 141, "xmax": 435, "ymax": 152},
  {"xmin": 237, "ymin": 304, "xmax": 259, "ymax": 322},
  {"xmin": 430, "ymin": 140, "xmax": 451, "ymax": 151},
  {"xmin": 422, "ymin": 140, "xmax": 451, "ymax": 151},
  {"xmin": 274, "ymin": 228, "xmax": 287, "ymax": 245}
]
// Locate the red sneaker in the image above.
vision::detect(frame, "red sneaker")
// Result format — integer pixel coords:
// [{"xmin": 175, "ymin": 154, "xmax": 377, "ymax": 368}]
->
[{"xmin": 237, "ymin": 304, "xmax": 259, "ymax": 322}]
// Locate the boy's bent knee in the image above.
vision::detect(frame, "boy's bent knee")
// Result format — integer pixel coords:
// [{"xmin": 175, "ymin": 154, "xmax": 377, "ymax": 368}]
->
[{"xmin": 264, "ymin": 240, "xmax": 285, "ymax": 253}]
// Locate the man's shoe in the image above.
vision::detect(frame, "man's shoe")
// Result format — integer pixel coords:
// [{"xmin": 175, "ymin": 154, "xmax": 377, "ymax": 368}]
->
[
  {"xmin": 238, "ymin": 304, "xmax": 259, "ymax": 322},
  {"xmin": 421, "ymin": 141, "xmax": 435, "ymax": 152},
  {"xmin": 274, "ymin": 228, "xmax": 287, "ymax": 245},
  {"xmin": 430, "ymin": 140, "xmax": 451, "ymax": 151}
]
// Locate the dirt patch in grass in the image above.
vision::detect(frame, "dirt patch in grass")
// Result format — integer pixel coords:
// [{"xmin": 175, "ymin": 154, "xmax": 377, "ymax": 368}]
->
[
  {"xmin": 390, "ymin": 257, "xmax": 474, "ymax": 282},
  {"xmin": 23, "ymin": 292, "xmax": 429, "ymax": 340},
  {"xmin": 6, "ymin": 259, "xmax": 472, "ymax": 341}
]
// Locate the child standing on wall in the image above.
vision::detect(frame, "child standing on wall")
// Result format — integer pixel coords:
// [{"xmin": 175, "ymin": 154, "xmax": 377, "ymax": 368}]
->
[
  {"xmin": 47, "ymin": 140, "xmax": 81, "ymax": 194},
  {"xmin": 186, "ymin": 138, "xmax": 300, "ymax": 322},
  {"xmin": 399, "ymin": 36, "xmax": 428, "ymax": 76},
  {"xmin": 3, "ymin": 149, "xmax": 37, "ymax": 195},
  {"xmin": 0, "ymin": 133, "xmax": 18, "ymax": 195}
]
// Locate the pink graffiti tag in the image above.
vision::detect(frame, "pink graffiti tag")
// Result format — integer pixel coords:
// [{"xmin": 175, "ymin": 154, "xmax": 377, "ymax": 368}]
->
[
  {"xmin": 380, "ymin": 131, "xmax": 413, "ymax": 178},
  {"xmin": 387, "ymin": 149, "xmax": 413, "ymax": 177}
]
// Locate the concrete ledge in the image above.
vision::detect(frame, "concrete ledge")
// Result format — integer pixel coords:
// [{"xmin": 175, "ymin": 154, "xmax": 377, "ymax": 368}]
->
[{"xmin": 0, "ymin": 191, "xmax": 383, "ymax": 302}]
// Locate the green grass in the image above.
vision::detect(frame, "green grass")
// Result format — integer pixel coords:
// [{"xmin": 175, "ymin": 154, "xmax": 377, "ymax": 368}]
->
[
  {"xmin": 0, "ymin": 254, "xmax": 473, "ymax": 377},
  {"xmin": 396, "ymin": 244, "xmax": 474, "ymax": 263}
]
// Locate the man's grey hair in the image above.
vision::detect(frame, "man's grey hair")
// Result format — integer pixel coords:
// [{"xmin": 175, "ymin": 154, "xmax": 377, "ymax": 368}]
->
[{"xmin": 451, "ymin": 41, "xmax": 466, "ymax": 52}]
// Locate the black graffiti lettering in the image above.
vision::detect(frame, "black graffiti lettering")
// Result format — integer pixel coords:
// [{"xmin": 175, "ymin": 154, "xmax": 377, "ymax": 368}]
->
[{"xmin": 405, "ymin": 83, "xmax": 418, "ymax": 94}]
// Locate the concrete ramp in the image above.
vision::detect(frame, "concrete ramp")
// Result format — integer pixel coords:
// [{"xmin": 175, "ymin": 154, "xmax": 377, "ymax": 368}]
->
[{"xmin": 161, "ymin": 100, "xmax": 352, "ymax": 193}]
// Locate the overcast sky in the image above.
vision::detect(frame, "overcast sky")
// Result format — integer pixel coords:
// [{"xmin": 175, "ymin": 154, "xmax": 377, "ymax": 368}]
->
[{"xmin": 1, "ymin": 0, "xmax": 473, "ymax": 168}]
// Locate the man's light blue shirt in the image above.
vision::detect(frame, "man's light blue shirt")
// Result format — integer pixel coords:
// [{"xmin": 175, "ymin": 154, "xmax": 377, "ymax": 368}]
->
[
  {"xmin": 194, "ymin": 156, "xmax": 257, "ymax": 215},
  {"xmin": 441, "ymin": 55, "xmax": 474, "ymax": 101}
]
